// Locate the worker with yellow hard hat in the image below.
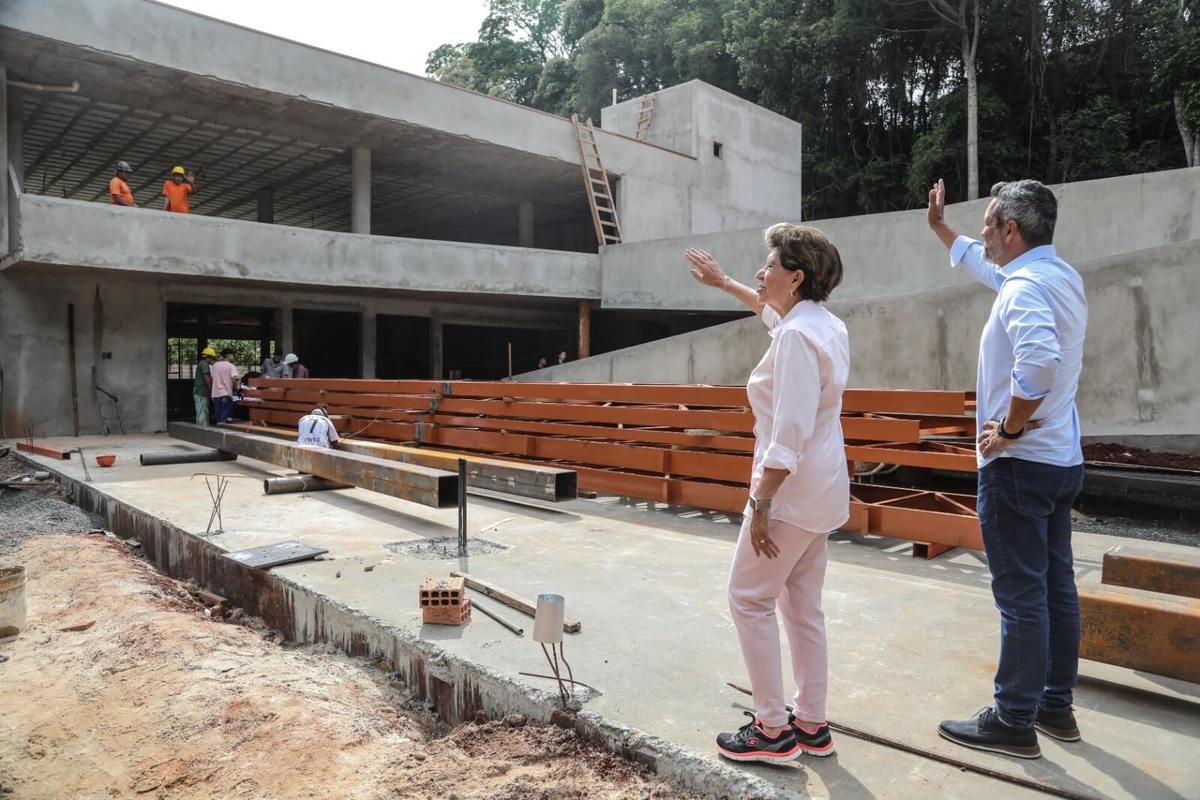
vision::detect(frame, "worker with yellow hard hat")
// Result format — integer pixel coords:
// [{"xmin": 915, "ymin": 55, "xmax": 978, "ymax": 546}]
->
[
  {"xmin": 193, "ymin": 345, "xmax": 218, "ymax": 425},
  {"xmin": 162, "ymin": 165, "xmax": 196, "ymax": 214}
]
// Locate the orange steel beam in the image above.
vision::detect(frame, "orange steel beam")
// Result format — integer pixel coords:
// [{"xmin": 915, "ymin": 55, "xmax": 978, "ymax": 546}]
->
[
  {"xmin": 844, "ymin": 441, "xmax": 977, "ymax": 472},
  {"xmin": 16, "ymin": 441, "xmax": 72, "ymax": 459},
  {"xmin": 433, "ymin": 397, "xmax": 756, "ymax": 433},
  {"xmin": 254, "ymin": 379, "xmax": 969, "ymax": 414},
  {"xmin": 428, "ymin": 414, "xmax": 756, "ymax": 453}
]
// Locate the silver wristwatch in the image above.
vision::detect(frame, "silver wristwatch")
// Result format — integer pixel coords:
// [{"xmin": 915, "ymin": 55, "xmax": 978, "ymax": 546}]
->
[{"xmin": 749, "ymin": 496, "xmax": 772, "ymax": 511}]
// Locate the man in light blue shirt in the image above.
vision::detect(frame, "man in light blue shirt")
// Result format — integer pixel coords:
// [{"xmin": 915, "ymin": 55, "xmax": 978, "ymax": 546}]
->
[{"xmin": 927, "ymin": 178, "xmax": 1088, "ymax": 759}]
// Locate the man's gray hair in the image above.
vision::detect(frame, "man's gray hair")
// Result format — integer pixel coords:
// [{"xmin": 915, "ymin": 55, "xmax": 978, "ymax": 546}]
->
[{"xmin": 989, "ymin": 180, "xmax": 1057, "ymax": 247}]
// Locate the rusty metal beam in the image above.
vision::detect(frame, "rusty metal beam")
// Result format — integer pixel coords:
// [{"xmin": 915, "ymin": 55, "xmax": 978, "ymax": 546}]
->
[
  {"xmin": 16, "ymin": 442, "xmax": 71, "ymax": 459},
  {"xmin": 225, "ymin": 423, "xmax": 576, "ymax": 502},
  {"xmin": 845, "ymin": 441, "xmax": 976, "ymax": 472},
  {"xmin": 1080, "ymin": 583, "xmax": 1200, "ymax": 683},
  {"xmin": 168, "ymin": 422, "xmax": 456, "ymax": 508},
  {"xmin": 1102, "ymin": 545, "xmax": 1200, "ymax": 599}
]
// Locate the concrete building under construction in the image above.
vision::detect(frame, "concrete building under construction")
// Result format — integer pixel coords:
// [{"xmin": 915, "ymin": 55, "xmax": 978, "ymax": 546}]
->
[{"xmin": 0, "ymin": 0, "xmax": 809, "ymax": 437}]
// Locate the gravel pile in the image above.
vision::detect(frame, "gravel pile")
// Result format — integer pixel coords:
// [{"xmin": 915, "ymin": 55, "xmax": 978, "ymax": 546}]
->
[{"xmin": 0, "ymin": 452, "xmax": 104, "ymax": 554}]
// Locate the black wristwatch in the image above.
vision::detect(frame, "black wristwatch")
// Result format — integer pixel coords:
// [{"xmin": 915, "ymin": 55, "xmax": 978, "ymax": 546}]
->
[{"xmin": 996, "ymin": 417, "xmax": 1024, "ymax": 440}]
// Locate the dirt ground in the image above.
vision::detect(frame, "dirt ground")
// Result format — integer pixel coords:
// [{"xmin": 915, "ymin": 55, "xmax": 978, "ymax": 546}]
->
[
  {"xmin": 1084, "ymin": 442, "xmax": 1200, "ymax": 472},
  {"xmin": 0, "ymin": 534, "xmax": 696, "ymax": 800}
]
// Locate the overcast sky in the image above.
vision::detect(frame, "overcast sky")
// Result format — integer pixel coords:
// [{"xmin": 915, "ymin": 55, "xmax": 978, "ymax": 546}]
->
[{"xmin": 156, "ymin": 0, "xmax": 490, "ymax": 76}]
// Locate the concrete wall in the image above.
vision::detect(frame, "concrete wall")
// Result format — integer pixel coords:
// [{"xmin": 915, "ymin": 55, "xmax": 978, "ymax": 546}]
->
[
  {"xmin": 11, "ymin": 195, "xmax": 601, "ymax": 299},
  {"xmin": 599, "ymin": 167, "xmax": 1200, "ymax": 310},
  {"xmin": 525, "ymin": 238, "xmax": 1200, "ymax": 448},
  {"xmin": 603, "ymin": 82, "xmax": 805, "ymax": 237},
  {"xmin": 0, "ymin": 267, "xmax": 577, "ymax": 437}
]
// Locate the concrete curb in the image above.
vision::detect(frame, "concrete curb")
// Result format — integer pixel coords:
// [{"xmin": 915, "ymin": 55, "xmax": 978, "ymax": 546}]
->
[{"xmin": 14, "ymin": 451, "xmax": 804, "ymax": 800}]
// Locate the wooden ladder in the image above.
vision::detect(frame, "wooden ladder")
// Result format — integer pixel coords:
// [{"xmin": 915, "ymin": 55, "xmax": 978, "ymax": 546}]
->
[
  {"xmin": 572, "ymin": 115, "xmax": 622, "ymax": 246},
  {"xmin": 635, "ymin": 93, "xmax": 656, "ymax": 142}
]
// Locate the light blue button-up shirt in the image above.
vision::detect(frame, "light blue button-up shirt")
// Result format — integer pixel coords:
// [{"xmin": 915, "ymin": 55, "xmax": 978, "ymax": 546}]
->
[{"xmin": 950, "ymin": 236, "xmax": 1087, "ymax": 468}]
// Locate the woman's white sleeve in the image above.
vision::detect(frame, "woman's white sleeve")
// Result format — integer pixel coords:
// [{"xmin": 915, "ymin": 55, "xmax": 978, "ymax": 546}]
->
[{"xmin": 761, "ymin": 330, "xmax": 820, "ymax": 473}]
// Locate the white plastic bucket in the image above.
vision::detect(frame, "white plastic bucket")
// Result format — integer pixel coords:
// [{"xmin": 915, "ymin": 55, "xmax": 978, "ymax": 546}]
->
[{"xmin": 0, "ymin": 566, "xmax": 27, "ymax": 638}]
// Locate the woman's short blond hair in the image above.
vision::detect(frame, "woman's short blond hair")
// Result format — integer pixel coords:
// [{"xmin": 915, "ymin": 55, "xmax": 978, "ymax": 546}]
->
[{"xmin": 764, "ymin": 223, "xmax": 844, "ymax": 303}]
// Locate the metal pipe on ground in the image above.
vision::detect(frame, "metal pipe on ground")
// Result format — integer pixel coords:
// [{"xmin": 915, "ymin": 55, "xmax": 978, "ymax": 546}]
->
[
  {"xmin": 263, "ymin": 475, "xmax": 351, "ymax": 495},
  {"xmin": 140, "ymin": 450, "xmax": 237, "ymax": 466}
]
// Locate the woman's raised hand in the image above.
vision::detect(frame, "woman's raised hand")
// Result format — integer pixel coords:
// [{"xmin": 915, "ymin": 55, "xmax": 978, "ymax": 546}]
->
[{"xmin": 686, "ymin": 248, "xmax": 728, "ymax": 289}]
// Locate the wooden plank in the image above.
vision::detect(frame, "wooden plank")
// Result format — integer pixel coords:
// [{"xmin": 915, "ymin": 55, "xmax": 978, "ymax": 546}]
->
[
  {"xmin": 451, "ymin": 570, "xmax": 580, "ymax": 633},
  {"xmin": 223, "ymin": 540, "xmax": 329, "ymax": 569},
  {"xmin": 16, "ymin": 441, "xmax": 71, "ymax": 459},
  {"xmin": 1079, "ymin": 583, "xmax": 1200, "ymax": 683},
  {"xmin": 1102, "ymin": 545, "xmax": 1200, "ymax": 599},
  {"xmin": 168, "ymin": 422, "xmax": 457, "ymax": 508}
]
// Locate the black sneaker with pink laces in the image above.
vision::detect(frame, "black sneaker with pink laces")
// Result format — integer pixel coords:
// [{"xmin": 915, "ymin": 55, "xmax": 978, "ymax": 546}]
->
[
  {"xmin": 788, "ymin": 713, "xmax": 836, "ymax": 756},
  {"xmin": 716, "ymin": 712, "xmax": 801, "ymax": 763}
]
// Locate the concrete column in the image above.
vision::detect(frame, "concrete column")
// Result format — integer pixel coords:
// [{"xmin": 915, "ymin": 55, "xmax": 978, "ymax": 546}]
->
[
  {"xmin": 1, "ymin": 65, "xmax": 8, "ymax": 257},
  {"xmin": 351, "ymin": 146, "xmax": 371, "ymax": 234},
  {"xmin": 429, "ymin": 314, "xmax": 443, "ymax": 379},
  {"xmin": 361, "ymin": 310, "xmax": 376, "ymax": 379},
  {"xmin": 517, "ymin": 200, "xmax": 534, "ymax": 247},
  {"xmin": 7, "ymin": 74, "xmax": 23, "ymax": 258},
  {"xmin": 577, "ymin": 300, "xmax": 591, "ymax": 359},
  {"xmin": 278, "ymin": 306, "xmax": 293, "ymax": 358},
  {"xmin": 256, "ymin": 188, "xmax": 274, "ymax": 223}
]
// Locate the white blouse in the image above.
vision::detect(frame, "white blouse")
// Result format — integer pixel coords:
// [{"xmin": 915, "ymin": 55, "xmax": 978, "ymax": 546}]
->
[{"xmin": 747, "ymin": 301, "xmax": 850, "ymax": 533}]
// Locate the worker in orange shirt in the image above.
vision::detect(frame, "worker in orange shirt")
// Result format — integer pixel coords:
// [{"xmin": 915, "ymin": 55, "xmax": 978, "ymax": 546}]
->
[
  {"xmin": 161, "ymin": 165, "xmax": 196, "ymax": 213},
  {"xmin": 109, "ymin": 161, "xmax": 136, "ymax": 207}
]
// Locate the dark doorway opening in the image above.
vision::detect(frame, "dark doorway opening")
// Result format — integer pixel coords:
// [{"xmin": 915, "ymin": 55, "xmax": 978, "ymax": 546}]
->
[
  {"xmin": 293, "ymin": 310, "xmax": 362, "ymax": 379},
  {"xmin": 376, "ymin": 315, "xmax": 431, "ymax": 379},
  {"xmin": 165, "ymin": 303, "xmax": 276, "ymax": 422},
  {"xmin": 442, "ymin": 323, "xmax": 570, "ymax": 380}
]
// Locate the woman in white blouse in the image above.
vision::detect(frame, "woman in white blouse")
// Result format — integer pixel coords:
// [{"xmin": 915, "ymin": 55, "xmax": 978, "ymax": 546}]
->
[{"xmin": 686, "ymin": 224, "xmax": 849, "ymax": 764}]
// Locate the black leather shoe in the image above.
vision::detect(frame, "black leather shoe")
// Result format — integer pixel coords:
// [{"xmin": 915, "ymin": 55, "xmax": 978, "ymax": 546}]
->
[
  {"xmin": 1036, "ymin": 706, "xmax": 1081, "ymax": 742},
  {"xmin": 938, "ymin": 707, "xmax": 1041, "ymax": 759}
]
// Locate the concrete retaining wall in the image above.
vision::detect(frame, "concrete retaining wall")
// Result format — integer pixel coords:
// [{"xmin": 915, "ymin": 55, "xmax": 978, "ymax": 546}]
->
[
  {"xmin": 600, "ymin": 167, "xmax": 1200, "ymax": 310},
  {"xmin": 528, "ymin": 238, "xmax": 1200, "ymax": 449}
]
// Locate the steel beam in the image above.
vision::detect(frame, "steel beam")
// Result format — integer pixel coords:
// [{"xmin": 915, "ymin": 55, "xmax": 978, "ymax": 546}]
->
[
  {"xmin": 1102, "ymin": 545, "xmax": 1200, "ymax": 599},
  {"xmin": 16, "ymin": 442, "xmax": 71, "ymax": 459},
  {"xmin": 1080, "ymin": 583, "xmax": 1200, "ymax": 683},
  {"xmin": 224, "ymin": 423, "xmax": 576, "ymax": 502},
  {"xmin": 168, "ymin": 422, "xmax": 456, "ymax": 508}
]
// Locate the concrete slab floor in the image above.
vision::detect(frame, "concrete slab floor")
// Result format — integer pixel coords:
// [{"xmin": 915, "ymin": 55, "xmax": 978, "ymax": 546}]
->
[{"xmin": 12, "ymin": 434, "xmax": 1200, "ymax": 800}]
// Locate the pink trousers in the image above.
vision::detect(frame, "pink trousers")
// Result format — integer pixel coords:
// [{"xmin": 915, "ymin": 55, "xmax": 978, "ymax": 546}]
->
[{"xmin": 727, "ymin": 517, "xmax": 829, "ymax": 728}]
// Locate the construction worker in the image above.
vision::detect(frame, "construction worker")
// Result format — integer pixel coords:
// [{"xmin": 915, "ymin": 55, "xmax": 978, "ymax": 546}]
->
[
  {"xmin": 194, "ymin": 346, "xmax": 218, "ymax": 425},
  {"xmin": 261, "ymin": 350, "xmax": 288, "ymax": 379},
  {"xmin": 161, "ymin": 165, "xmax": 196, "ymax": 213},
  {"xmin": 284, "ymin": 353, "xmax": 308, "ymax": 379},
  {"xmin": 297, "ymin": 407, "xmax": 339, "ymax": 449},
  {"xmin": 109, "ymin": 161, "xmax": 136, "ymax": 207},
  {"xmin": 210, "ymin": 348, "xmax": 240, "ymax": 424}
]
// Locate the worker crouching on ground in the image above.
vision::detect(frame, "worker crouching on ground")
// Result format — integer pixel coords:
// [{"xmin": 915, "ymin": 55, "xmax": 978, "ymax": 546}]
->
[
  {"xmin": 686, "ymin": 224, "xmax": 848, "ymax": 764},
  {"xmin": 210, "ymin": 348, "xmax": 239, "ymax": 424},
  {"xmin": 297, "ymin": 407, "xmax": 339, "ymax": 449},
  {"xmin": 109, "ymin": 161, "xmax": 136, "ymax": 207},
  {"xmin": 194, "ymin": 347, "xmax": 217, "ymax": 425},
  {"xmin": 161, "ymin": 166, "xmax": 196, "ymax": 213}
]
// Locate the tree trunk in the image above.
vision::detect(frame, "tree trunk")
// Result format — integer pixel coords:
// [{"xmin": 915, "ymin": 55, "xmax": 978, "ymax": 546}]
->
[
  {"xmin": 964, "ymin": 41, "xmax": 979, "ymax": 199},
  {"xmin": 1177, "ymin": 93, "xmax": 1199, "ymax": 167},
  {"xmin": 962, "ymin": 2, "xmax": 981, "ymax": 200}
]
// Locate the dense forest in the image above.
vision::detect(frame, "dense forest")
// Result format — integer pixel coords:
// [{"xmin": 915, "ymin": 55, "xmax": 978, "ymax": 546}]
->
[{"xmin": 427, "ymin": 0, "xmax": 1199, "ymax": 219}]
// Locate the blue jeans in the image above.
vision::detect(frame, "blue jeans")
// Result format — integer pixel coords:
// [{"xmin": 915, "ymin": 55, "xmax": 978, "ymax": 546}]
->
[
  {"xmin": 213, "ymin": 395, "xmax": 234, "ymax": 424},
  {"xmin": 977, "ymin": 457, "xmax": 1084, "ymax": 730}
]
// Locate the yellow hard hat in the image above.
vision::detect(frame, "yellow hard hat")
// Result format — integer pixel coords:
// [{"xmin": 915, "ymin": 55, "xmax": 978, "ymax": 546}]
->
[
  {"xmin": 201, "ymin": 347, "xmax": 218, "ymax": 358},
  {"xmin": 171, "ymin": 165, "xmax": 186, "ymax": 175}
]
